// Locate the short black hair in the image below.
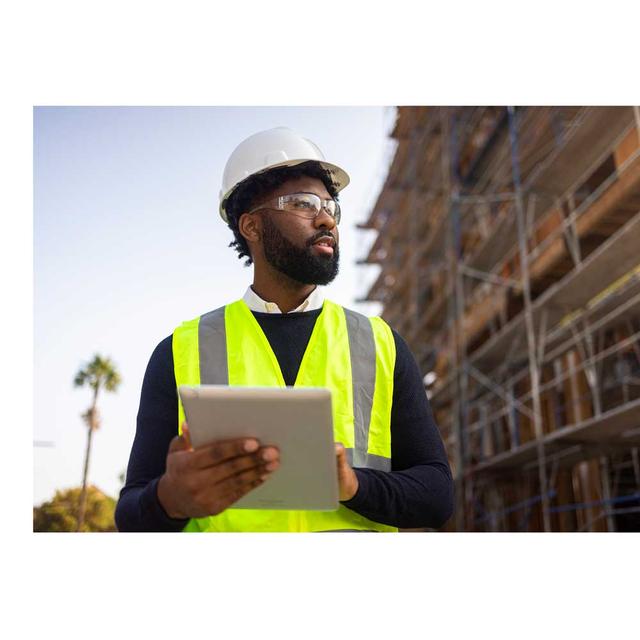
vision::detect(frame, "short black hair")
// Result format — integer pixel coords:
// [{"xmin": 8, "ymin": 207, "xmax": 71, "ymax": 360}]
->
[{"xmin": 225, "ymin": 161, "xmax": 340, "ymax": 266}]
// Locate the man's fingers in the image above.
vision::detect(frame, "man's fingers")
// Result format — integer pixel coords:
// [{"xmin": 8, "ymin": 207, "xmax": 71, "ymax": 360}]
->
[
  {"xmin": 202, "ymin": 437, "xmax": 259, "ymax": 468},
  {"xmin": 163, "ymin": 435, "xmax": 281, "ymax": 517},
  {"xmin": 179, "ymin": 451, "xmax": 280, "ymax": 515},
  {"xmin": 214, "ymin": 463, "xmax": 275, "ymax": 507},
  {"xmin": 189, "ymin": 438, "xmax": 276, "ymax": 470},
  {"xmin": 194, "ymin": 446, "xmax": 280, "ymax": 485}
]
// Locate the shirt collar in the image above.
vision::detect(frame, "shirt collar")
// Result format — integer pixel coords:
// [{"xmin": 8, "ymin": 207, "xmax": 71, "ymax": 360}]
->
[{"xmin": 242, "ymin": 286, "xmax": 325, "ymax": 314}]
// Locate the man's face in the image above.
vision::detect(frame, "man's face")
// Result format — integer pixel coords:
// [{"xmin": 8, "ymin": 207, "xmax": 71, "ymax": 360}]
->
[{"xmin": 254, "ymin": 176, "xmax": 340, "ymax": 286}]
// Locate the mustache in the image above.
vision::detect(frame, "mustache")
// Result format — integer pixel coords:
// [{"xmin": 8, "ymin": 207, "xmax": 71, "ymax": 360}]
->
[{"xmin": 306, "ymin": 231, "xmax": 336, "ymax": 248}]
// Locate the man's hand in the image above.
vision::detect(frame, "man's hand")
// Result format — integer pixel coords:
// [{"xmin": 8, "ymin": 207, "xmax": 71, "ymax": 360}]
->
[
  {"xmin": 335, "ymin": 442, "xmax": 359, "ymax": 501},
  {"xmin": 157, "ymin": 422, "xmax": 280, "ymax": 519}
]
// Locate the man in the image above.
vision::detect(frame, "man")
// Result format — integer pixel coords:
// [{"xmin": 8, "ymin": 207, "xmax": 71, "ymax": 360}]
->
[{"xmin": 115, "ymin": 126, "xmax": 453, "ymax": 532}]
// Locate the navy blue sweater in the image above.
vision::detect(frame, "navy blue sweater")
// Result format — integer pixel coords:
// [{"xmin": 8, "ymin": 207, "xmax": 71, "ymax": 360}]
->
[{"xmin": 115, "ymin": 309, "xmax": 453, "ymax": 531}]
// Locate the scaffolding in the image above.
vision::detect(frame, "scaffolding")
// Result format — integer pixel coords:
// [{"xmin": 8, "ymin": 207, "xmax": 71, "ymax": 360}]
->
[{"xmin": 358, "ymin": 106, "xmax": 640, "ymax": 531}]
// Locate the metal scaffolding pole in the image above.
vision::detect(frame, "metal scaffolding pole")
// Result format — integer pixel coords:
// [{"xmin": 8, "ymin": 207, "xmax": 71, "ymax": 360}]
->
[
  {"xmin": 508, "ymin": 106, "xmax": 552, "ymax": 532},
  {"xmin": 443, "ymin": 109, "xmax": 467, "ymax": 531},
  {"xmin": 453, "ymin": 111, "xmax": 474, "ymax": 530},
  {"xmin": 408, "ymin": 120, "xmax": 432, "ymax": 343}
]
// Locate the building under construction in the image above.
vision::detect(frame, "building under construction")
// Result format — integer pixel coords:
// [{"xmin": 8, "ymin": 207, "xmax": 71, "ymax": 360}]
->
[{"xmin": 359, "ymin": 106, "xmax": 640, "ymax": 532}]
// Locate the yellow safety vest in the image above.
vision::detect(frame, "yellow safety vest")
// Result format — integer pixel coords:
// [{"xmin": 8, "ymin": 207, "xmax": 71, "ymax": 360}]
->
[{"xmin": 172, "ymin": 299, "xmax": 398, "ymax": 532}]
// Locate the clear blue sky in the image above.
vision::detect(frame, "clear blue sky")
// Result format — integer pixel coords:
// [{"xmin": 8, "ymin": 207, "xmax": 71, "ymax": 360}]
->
[{"xmin": 33, "ymin": 106, "xmax": 395, "ymax": 505}]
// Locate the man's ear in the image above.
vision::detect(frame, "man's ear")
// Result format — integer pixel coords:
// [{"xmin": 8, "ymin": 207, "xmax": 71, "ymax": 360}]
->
[{"xmin": 238, "ymin": 212, "xmax": 261, "ymax": 244}]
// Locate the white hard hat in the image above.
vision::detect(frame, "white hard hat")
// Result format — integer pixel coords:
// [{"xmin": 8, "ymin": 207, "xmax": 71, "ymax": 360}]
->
[{"xmin": 219, "ymin": 127, "xmax": 350, "ymax": 224}]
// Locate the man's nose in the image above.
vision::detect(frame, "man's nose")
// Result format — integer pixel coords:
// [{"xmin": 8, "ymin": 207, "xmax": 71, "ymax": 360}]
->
[{"xmin": 314, "ymin": 207, "xmax": 337, "ymax": 230}]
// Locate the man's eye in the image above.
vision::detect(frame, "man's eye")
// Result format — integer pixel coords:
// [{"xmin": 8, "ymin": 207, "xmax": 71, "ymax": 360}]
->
[{"xmin": 293, "ymin": 199, "xmax": 314, "ymax": 209}]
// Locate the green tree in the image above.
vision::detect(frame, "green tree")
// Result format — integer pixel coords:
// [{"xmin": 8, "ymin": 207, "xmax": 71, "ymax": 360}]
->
[
  {"xmin": 33, "ymin": 485, "xmax": 117, "ymax": 532},
  {"xmin": 73, "ymin": 354, "xmax": 121, "ymax": 532}
]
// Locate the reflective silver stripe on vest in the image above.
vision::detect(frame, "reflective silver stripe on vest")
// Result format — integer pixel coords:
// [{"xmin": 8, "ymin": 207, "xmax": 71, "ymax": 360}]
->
[
  {"xmin": 344, "ymin": 448, "xmax": 391, "ymax": 471},
  {"xmin": 344, "ymin": 308, "xmax": 391, "ymax": 470},
  {"xmin": 198, "ymin": 306, "xmax": 228, "ymax": 385}
]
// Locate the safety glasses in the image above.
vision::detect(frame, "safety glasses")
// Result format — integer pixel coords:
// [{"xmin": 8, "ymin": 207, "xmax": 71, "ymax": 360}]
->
[{"xmin": 248, "ymin": 192, "xmax": 341, "ymax": 224}]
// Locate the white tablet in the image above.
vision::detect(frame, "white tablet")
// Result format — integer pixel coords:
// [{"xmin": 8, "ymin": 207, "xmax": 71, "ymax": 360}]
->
[{"xmin": 178, "ymin": 385, "xmax": 339, "ymax": 511}]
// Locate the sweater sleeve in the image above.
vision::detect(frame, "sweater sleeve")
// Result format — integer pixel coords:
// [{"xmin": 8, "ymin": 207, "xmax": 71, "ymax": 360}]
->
[
  {"xmin": 114, "ymin": 336, "xmax": 189, "ymax": 532},
  {"xmin": 340, "ymin": 329, "xmax": 454, "ymax": 529}
]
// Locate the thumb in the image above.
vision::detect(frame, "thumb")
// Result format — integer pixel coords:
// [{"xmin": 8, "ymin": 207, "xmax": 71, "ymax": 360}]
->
[
  {"xmin": 168, "ymin": 422, "xmax": 193, "ymax": 454},
  {"xmin": 181, "ymin": 422, "xmax": 193, "ymax": 449}
]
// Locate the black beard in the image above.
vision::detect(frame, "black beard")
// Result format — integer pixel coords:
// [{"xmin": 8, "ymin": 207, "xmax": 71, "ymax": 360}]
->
[{"xmin": 261, "ymin": 214, "xmax": 340, "ymax": 286}]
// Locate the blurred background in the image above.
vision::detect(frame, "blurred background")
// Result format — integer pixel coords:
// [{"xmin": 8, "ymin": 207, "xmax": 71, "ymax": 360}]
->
[
  {"xmin": 359, "ymin": 106, "xmax": 640, "ymax": 532},
  {"xmin": 33, "ymin": 105, "xmax": 640, "ymax": 532}
]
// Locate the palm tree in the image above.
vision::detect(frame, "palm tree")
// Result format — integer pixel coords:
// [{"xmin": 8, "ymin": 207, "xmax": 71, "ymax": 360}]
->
[{"xmin": 74, "ymin": 354, "xmax": 121, "ymax": 532}]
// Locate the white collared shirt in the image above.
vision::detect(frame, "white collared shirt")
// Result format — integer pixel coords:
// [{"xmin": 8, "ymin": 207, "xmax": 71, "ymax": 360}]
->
[{"xmin": 242, "ymin": 286, "xmax": 325, "ymax": 314}]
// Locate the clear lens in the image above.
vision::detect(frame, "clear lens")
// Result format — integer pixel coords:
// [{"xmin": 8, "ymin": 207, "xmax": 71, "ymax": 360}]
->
[
  {"xmin": 282, "ymin": 193, "xmax": 320, "ymax": 215},
  {"xmin": 326, "ymin": 200, "xmax": 341, "ymax": 224},
  {"xmin": 265, "ymin": 193, "xmax": 340, "ymax": 224}
]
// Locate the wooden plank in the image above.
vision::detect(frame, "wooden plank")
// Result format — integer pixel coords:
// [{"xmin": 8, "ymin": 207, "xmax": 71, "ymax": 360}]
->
[
  {"xmin": 555, "ymin": 468, "xmax": 578, "ymax": 532},
  {"xmin": 571, "ymin": 459, "xmax": 607, "ymax": 531},
  {"xmin": 462, "ymin": 288, "xmax": 507, "ymax": 348},
  {"xmin": 527, "ymin": 107, "xmax": 634, "ymax": 196},
  {"xmin": 528, "ymin": 233, "xmax": 567, "ymax": 285},
  {"xmin": 613, "ymin": 125, "xmax": 640, "ymax": 169},
  {"xmin": 547, "ymin": 397, "xmax": 640, "ymax": 444},
  {"xmin": 575, "ymin": 153, "xmax": 640, "ymax": 237},
  {"xmin": 534, "ymin": 208, "xmax": 563, "ymax": 246}
]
